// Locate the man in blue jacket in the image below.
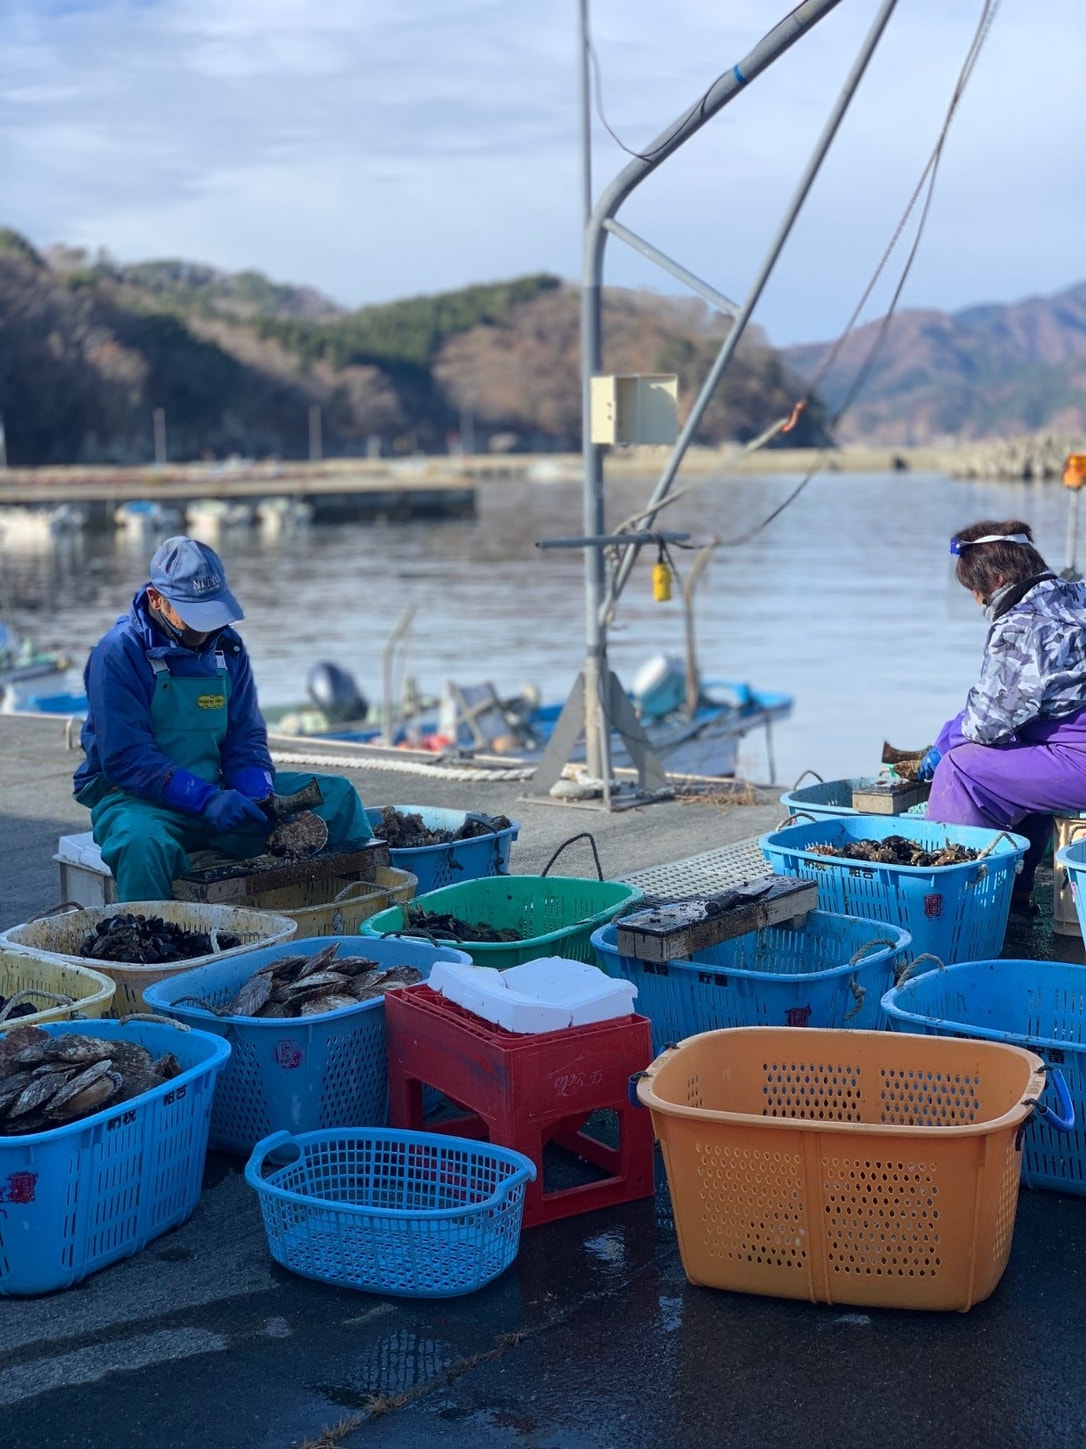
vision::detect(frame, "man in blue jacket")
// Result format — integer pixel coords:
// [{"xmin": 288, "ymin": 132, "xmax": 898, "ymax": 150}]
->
[{"xmin": 74, "ymin": 535, "xmax": 374, "ymax": 901}]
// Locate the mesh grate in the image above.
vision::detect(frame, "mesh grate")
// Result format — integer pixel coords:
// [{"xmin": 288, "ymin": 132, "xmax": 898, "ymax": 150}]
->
[{"xmin": 620, "ymin": 837, "xmax": 771, "ymax": 900}]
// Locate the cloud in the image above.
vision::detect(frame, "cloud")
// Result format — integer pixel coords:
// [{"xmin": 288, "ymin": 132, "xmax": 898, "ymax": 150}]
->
[{"xmin": 2, "ymin": 0, "xmax": 1084, "ymax": 344}]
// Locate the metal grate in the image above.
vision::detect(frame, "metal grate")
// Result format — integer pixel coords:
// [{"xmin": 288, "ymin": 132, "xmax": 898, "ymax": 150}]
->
[{"xmin": 619, "ymin": 836, "xmax": 770, "ymax": 901}]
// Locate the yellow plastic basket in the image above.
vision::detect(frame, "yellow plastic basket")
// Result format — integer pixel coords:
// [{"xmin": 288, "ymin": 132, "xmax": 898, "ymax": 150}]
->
[
  {"xmin": 279, "ymin": 867, "xmax": 417, "ymax": 939},
  {"xmin": 0, "ymin": 948, "xmax": 116, "ymax": 1030},
  {"xmin": 637, "ymin": 1026, "xmax": 1045, "ymax": 1312}
]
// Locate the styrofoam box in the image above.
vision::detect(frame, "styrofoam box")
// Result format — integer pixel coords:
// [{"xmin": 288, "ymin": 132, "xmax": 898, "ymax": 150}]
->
[
  {"xmin": 54, "ymin": 832, "xmax": 117, "ymax": 908},
  {"xmin": 427, "ymin": 955, "xmax": 638, "ymax": 1035}
]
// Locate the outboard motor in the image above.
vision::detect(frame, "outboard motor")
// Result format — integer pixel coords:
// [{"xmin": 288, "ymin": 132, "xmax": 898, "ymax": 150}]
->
[
  {"xmin": 631, "ymin": 654, "xmax": 688, "ymax": 720},
  {"xmin": 306, "ymin": 661, "xmax": 369, "ymax": 724}
]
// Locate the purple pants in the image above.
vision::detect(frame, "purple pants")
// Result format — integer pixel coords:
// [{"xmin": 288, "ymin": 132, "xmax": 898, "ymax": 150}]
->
[{"xmin": 927, "ymin": 707, "xmax": 1086, "ymax": 891}]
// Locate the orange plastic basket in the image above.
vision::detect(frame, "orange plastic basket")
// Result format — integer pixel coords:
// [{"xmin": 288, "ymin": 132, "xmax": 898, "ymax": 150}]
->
[{"xmin": 636, "ymin": 1026, "xmax": 1045, "ymax": 1312}]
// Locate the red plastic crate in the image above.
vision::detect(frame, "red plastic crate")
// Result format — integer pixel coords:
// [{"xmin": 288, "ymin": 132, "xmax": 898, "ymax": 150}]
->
[{"xmin": 384, "ymin": 984, "xmax": 655, "ymax": 1227}]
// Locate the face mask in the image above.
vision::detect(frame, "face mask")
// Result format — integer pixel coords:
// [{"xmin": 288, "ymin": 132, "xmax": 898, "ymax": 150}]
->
[{"xmin": 150, "ymin": 604, "xmax": 212, "ymax": 650}]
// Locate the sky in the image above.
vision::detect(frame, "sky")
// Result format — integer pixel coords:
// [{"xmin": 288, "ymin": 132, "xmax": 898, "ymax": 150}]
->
[{"xmin": 3, "ymin": 0, "xmax": 1085, "ymax": 347}]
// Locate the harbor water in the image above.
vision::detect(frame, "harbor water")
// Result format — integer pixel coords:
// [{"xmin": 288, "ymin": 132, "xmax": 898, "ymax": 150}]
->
[{"xmin": 0, "ymin": 467, "xmax": 1075, "ymax": 786}]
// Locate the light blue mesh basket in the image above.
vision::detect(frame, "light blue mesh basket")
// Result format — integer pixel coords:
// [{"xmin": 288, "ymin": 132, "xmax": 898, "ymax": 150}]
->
[
  {"xmin": 760, "ymin": 816, "xmax": 1028, "ymax": 964},
  {"xmin": 366, "ymin": 806, "xmax": 520, "ymax": 895},
  {"xmin": 143, "ymin": 937, "xmax": 471, "ymax": 1155},
  {"xmin": 246, "ymin": 1127, "xmax": 536, "ymax": 1297},
  {"xmin": 591, "ymin": 911, "xmax": 912, "ymax": 1054},
  {"xmin": 882, "ymin": 958, "xmax": 1086, "ymax": 1195},
  {"xmin": 779, "ymin": 776, "xmax": 928, "ymax": 821}
]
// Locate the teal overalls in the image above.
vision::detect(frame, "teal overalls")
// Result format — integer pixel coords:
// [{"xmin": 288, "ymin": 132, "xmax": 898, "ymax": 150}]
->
[{"xmin": 91, "ymin": 652, "xmax": 372, "ymax": 901}]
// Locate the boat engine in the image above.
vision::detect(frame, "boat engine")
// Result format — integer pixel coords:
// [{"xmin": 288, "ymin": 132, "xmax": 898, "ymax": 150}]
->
[
  {"xmin": 631, "ymin": 654, "xmax": 688, "ymax": 720},
  {"xmin": 306, "ymin": 661, "xmax": 369, "ymax": 723}
]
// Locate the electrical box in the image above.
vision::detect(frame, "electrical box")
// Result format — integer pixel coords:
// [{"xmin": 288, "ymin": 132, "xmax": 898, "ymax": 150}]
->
[{"xmin": 590, "ymin": 374, "xmax": 679, "ymax": 446}]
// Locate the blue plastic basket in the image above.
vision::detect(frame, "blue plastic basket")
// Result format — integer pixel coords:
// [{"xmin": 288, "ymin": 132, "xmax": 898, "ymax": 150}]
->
[
  {"xmin": 1053, "ymin": 838, "xmax": 1086, "ymax": 938},
  {"xmin": 760, "ymin": 817, "xmax": 1028, "ymax": 964},
  {"xmin": 366, "ymin": 805, "xmax": 520, "ymax": 895},
  {"xmin": 779, "ymin": 776, "xmax": 928, "ymax": 821},
  {"xmin": 143, "ymin": 936, "xmax": 472, "ymax": 1156},
  {"xmin": 591, "ymin": 911, "xmax": 912, "ymax": 1054},
  {"xmin": 245, "ymin": 1127, "xmax": 536, "ymax": 1297},
  {"xmin": 882, "ymin": 958, "xmax": 1086, "ymax": 1195},
  {"xmin": 0, "ymin": 1019, "xmax": 230, "ymax": 1296}
]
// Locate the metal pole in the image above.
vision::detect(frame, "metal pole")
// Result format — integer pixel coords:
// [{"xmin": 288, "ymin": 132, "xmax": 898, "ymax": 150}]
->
[
  {"xmin": 603, "ymin": 0, "xmax": 900, "ymax": 617},
  {"xmin": 578, "ymin": 0, "xmax": 592, "ymax": 230},
  {"xmin": 0, "ymin": 414, "xmax": 7, "ymax": 469},
  {"xmin": 152, "ymin": 408, "xmax": 166, "ymax": 466},
  {"xmin": 308, "ymin": 405, "xmax": 323, "ymax": 462},
  {"xmin": 579, "ymin": 0, "xmax": 849, "ymax": 793}
]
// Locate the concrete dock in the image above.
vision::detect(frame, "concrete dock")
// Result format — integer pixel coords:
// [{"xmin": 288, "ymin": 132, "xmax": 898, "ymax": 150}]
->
[{"xmin": 2, "ymin": 713, "xmax": 1086, "ymax": 1449}]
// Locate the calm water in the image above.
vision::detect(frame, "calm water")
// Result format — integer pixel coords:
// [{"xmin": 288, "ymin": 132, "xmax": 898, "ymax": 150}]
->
[{"xmin": 1, "ymin": 469, "xmax": 1077, "ymax": 787}]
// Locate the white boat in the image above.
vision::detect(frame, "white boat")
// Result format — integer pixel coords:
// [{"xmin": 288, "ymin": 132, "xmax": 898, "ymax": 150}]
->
[
  {"xmin": 0, "ymin": 504, "xmax": 86, "ymax": 544},
  {"xmin": 114, "ymin": 500, "xmax": 185, "ymax": 533},
  {"xmin": 255, "ymin": 497, "xmax": 313, "ymax": 532},
  {"xmin": 186, "ymin": 498, "xmax": 256, "ymax": 532}
]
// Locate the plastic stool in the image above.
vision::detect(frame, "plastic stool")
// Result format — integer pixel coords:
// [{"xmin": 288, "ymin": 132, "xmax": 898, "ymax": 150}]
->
[{"xmin": 385, "ymin": 983, "xmax": 655, "ymax": 1228}]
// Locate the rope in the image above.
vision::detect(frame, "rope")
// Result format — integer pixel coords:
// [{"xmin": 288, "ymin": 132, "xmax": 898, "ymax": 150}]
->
[{"xmin": 269, "ymin": 747, "xmax": 538, "ymax": 782}]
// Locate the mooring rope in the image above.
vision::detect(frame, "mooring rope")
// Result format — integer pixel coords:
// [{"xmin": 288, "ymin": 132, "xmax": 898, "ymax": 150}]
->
[{"xmin": 268, "ymin": 747, "xmax": 538, "ymax": 782}]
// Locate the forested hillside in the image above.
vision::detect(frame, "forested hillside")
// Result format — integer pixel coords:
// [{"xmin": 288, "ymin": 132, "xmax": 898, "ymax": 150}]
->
[{"xmin": 0, "ymin": 230, "xmax": 825, "ymax": 465}]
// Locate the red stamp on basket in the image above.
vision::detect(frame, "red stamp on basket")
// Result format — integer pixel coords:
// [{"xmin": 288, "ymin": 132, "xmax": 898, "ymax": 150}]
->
[
  {"xmin": 923, "ymin": 893, "xmax": 943, "ymax": 918},
  {"xmin": 785, "ymin": 1006, "xmax": 812, "ymax": 1028},
  {"xmin": 274, "ymin": 1040, "xmax": 303, "ymax": 1070},
  {"xmin": 1, "ymin": 1172, "xmax": 37, "ymax": 1204}
]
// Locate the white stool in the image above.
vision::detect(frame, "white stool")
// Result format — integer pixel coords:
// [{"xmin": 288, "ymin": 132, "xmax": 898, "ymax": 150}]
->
[{"xmin": 54, "ymin": 832, "xmax": 117, "ymax": 907}]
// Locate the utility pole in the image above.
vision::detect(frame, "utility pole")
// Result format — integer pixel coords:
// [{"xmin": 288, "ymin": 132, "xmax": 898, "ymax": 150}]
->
[
  {"xmin": 0, "ymin": 414, "xmax": 7, "ymax": 469},
  {"xmin": 459, "ymin": 407, "xmax": 475, "ymax": 457},
  {"xmin": 308, "ymin": 405, "xmax": 323, "ymax": 461},
  {"xmin": 152, "ymin": 408, "xmax": 167, "ymax": 466}
]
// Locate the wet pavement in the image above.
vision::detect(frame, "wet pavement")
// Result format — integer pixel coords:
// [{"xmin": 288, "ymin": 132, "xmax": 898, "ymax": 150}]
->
[{"xmin": 2, "ymin": 714, "xmax": 1086, "ymax": 1449}]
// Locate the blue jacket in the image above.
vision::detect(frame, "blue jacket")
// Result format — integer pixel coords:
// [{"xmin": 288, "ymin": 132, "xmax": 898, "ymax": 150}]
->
[{"xmin": 73, "ymin": 589, "xmax": 274, "ymax": 811}]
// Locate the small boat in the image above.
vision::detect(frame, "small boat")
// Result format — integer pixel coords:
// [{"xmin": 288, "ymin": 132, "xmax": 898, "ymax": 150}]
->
[
  {"xmin": 186, "ymin": 499, "xmax": 257, "ymax": 532},
  {"xmin": 0, "ymin": 504, "xmax": 86, "ymax": 544},
  {"xmin": 114, "ymin": 500, "xmax": 185, "ymax": 533},
  {"xmin": 266, "ymin": 653, "xmax": 791, "ymax": 781},
  {"xmin": 255, "ymin": 497, "xmax": 313, "ymax": 532},
  {"xmin": 0, "ymin": 623, "xmax": 86, "ymax": 714}
]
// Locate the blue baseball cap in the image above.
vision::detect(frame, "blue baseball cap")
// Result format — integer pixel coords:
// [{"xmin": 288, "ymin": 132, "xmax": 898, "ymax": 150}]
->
[{"xmin": 148, "ymin": 536, "xmax": 244, "ymax": 630}]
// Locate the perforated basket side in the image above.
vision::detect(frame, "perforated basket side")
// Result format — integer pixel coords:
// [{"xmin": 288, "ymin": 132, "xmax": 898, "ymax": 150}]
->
[{"xmin": 0, "ymin": 1021, "xmax": 230, "ymax": 1296}]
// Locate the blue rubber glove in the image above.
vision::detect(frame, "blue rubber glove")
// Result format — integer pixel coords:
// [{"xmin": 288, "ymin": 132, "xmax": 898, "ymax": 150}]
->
[
  {"xmin": 916, "ymin": 746, "xmax": 942, "ymax": 782},
  {"xmin": 204, "ymin": 788, "xmax": 269, "ymax": 832}
]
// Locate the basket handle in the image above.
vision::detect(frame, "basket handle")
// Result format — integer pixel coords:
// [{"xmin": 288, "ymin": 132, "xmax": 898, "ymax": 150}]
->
[
  {"xmin": 118, "ymin": 1012, "xmax": 192, "ymax": 1031},
  {"xmin": 893, "ymin": 952, "xmax": 945, "ymax": 984},
  {"xmin": 776, "ymin": 812, "xmax": 818, "ymax": 828},
  {"xmin": 245, "ymin": 1129, "xmax": 303, "ymax": 1182},
  {"xmin": 1026, "ymin": 1067, "xmax": 1075, "ymax": 1134},
  {"xmin": 331, "ymin": 879, "xmax": 382, "ymax": 904},
  {"xmin": 0, "ymin": 988, "xmax": 76, "ymax": 1021},
  {"xmin": 843, "ymin": 976, "xmax": 866, "ymax": 1022},
  {"xmin": 789, "ymin": 770, "xmax": 824, "ymax": 790},
  {"xmin": 975, "ymin": 829, "xmax": 1018, "ymax": 861},
  {"xmin": 846, "ymin": 938, "xmax": 900, "ymax": 967},
  {"xmin": 24, "ymin": 900, "xmax": 86, "ymax": 924},
  {"xmin": 541, "ymin": 833, "xmax": 604, "ymax": 881}
]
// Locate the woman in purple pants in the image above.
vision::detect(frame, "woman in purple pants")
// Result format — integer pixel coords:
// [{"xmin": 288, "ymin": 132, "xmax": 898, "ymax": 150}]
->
[{"xmin": 918, "ymin": 520, "xmax": 1086, "ymax": 916}]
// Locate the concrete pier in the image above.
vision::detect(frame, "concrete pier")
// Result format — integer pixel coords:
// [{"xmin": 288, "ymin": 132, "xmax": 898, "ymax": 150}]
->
[{"xmin": 2, "ymin": 713, "xmax": 1086, "ymax": 1449}]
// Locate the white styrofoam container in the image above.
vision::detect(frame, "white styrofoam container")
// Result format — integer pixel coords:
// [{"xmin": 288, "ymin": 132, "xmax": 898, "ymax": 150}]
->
[
  {"xmin": 54, "ymin": 832, "xmax": 117, "ymax": 908},
  {"xmin": 427, "ymin": 955, "xmax": 638, "ymax": 1034}
]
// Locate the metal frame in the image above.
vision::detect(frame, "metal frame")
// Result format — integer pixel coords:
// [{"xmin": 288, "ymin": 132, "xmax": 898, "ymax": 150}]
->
[{"xmin": 527, "ymin": 0, "xmax": 900, "ymax": 809}]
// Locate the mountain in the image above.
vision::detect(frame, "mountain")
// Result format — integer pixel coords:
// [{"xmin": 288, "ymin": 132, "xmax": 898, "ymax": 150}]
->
[
  {"xmin": 780, "ymin": 283, "xmax": 1086, "ymax": 445},
  {"xmin": 0, "ymin": 230, "xmax": 826, "ymax": 466}
]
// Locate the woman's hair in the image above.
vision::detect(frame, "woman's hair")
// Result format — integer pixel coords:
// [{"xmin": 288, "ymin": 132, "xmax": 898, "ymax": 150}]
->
[{"xmin": 952, "ymin": 519, "xmax": 1049, "ymax": 598}]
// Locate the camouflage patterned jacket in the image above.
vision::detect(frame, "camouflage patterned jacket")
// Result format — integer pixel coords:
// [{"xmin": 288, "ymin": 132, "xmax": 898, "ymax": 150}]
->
[{"xmin": 961, "ymin": 573, "xmax": 1086, "ymax": 744}]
